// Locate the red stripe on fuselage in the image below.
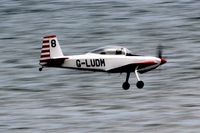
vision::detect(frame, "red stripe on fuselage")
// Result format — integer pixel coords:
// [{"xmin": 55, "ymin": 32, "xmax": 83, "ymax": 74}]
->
[{"xmin": 136, "ymin": 61, "xmax": 157, "ymax": 65}]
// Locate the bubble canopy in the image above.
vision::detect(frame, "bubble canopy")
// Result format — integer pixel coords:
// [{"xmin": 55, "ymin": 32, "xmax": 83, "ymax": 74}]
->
[{"xmin": 88, "ymin": 46, "xmax": 136, "ymax": 56}]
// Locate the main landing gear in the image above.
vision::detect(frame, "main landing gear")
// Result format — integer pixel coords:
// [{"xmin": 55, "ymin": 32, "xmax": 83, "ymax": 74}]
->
[
  {"xmin": 122, "ymin": 72, "xmax": 130, "ymax": 90},
  {"xmin": 122, "ymin": 67, "xmax": 144, "ymax": 90}
]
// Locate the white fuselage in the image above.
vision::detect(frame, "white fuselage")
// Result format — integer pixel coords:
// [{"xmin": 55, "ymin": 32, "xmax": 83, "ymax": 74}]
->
[{"xmin": 58, "ymin": 53, "xmax": 162, "ymax": 73}]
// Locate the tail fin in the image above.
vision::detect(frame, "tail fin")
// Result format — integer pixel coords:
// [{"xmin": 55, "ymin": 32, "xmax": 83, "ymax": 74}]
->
[{"xmin": 39, "ymin": 35, "xmax": 64, "ymax": 66}]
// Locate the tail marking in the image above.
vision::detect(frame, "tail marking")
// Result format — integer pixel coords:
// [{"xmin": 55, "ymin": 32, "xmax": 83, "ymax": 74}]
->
[{"xmin": 39, "ymin": 35, "xmax": 64, "ymax": 66}]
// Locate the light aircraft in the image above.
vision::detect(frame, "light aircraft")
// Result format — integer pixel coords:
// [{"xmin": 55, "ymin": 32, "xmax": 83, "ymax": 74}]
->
[{"xmin": 39, "ymin": 35, "xmax": 167, "ymax": 90}]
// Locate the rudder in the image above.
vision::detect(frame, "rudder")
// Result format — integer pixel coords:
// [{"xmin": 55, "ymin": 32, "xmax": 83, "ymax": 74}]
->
[{"xmin": 39, "ymin": 35, "xmax": 64, "ymax": 66}]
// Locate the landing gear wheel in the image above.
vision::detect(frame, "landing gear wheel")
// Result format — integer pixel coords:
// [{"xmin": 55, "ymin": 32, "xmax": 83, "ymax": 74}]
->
[
  {"xmin": 39, "ymin": 67, "xmax": 43, "ymax": 71},
  {"xmin": 136, "ymin": 81, "xmax": 144, "ymax": 89},
  {"xmin": 122, "ymin": 82, "xmax": 130, "ymax": 90}
]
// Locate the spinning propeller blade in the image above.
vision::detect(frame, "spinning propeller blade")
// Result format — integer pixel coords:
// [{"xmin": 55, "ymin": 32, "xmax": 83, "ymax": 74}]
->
[
  {"xmin": 157, "ymin": 45, "xmax": 163, "ymax": 58},
  {"xmin": 157, "ymin": 45, "xmax": 167, "ymax": 65}
]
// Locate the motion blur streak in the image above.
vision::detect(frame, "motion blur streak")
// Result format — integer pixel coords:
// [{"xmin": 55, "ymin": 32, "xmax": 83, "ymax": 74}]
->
[{"xmin": 0, "ymin": 0, "xmax": 200, "ymax": 133}]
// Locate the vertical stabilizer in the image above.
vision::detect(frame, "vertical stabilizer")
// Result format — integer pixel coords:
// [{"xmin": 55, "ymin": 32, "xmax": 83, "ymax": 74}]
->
[{"xmin": 39, "ymin": 35, "xmax": 64, "ymax": 66}]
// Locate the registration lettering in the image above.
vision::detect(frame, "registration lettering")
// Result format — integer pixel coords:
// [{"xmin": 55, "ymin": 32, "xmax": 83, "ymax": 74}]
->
[{"xmin": 76, "ymin": 59, "xmax": 105, "ymax": 68}]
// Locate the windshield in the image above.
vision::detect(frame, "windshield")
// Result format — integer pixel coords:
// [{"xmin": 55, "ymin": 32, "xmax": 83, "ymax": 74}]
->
[{"xmin": 89, "ymin": 46, "xmax": 135, "ymax": 56}]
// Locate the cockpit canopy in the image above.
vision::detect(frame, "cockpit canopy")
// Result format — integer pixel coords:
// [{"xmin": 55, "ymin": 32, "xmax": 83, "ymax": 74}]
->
[{"xmin": 88, "ymin": 46, "xmax": 135, "ymax": 56}]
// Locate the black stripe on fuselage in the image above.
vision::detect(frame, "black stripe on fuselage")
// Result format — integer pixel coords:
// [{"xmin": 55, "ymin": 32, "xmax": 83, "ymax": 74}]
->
[
  {"xmin": 107, "ymin": 63, "xmax": 158, "ymax": 73},
  {"xmin": 42, "ymin": 58, "xmax": 66, "ymax": 67}
]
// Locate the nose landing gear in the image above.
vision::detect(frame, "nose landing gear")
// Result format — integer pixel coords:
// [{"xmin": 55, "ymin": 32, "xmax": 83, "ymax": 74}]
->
[
  {"xmin": 136, "ymin": 81, "xmax": 144, "ymax": 89},
  {"xmin": 135, "ymin": 66, "xmax": 144, "ymax": 89}
]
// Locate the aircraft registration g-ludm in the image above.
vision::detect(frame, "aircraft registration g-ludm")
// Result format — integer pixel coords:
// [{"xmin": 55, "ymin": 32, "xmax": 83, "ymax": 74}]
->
[{"xmin": 39, "ymin": 35, "xmax": 167, "ymax": 90}]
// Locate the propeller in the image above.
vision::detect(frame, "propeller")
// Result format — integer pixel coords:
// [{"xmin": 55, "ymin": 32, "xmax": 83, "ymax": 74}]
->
[
  {"xmin": 157, "ymin": 45, "xmax": 163, "ymax": 58},
  {"xmin": 157, "ymin": 45, "xmax": 167, "ymax": 65}
]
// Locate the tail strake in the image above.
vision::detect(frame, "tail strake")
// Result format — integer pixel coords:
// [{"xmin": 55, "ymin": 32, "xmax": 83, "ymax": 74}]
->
[{"xmin": 39, "ymin": 35, "xmax": 64, "ymax": 66}]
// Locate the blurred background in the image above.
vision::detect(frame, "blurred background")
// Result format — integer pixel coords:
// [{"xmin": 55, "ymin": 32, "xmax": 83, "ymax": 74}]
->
[{"xmin": 0, "ymin": 0, "xmax": 200, "ymax": 132}]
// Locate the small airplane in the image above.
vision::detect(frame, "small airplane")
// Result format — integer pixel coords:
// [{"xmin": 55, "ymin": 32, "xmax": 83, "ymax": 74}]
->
[{"xmin": 39, "ymin": 35, "xmax": 167, "ymax": 90}]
